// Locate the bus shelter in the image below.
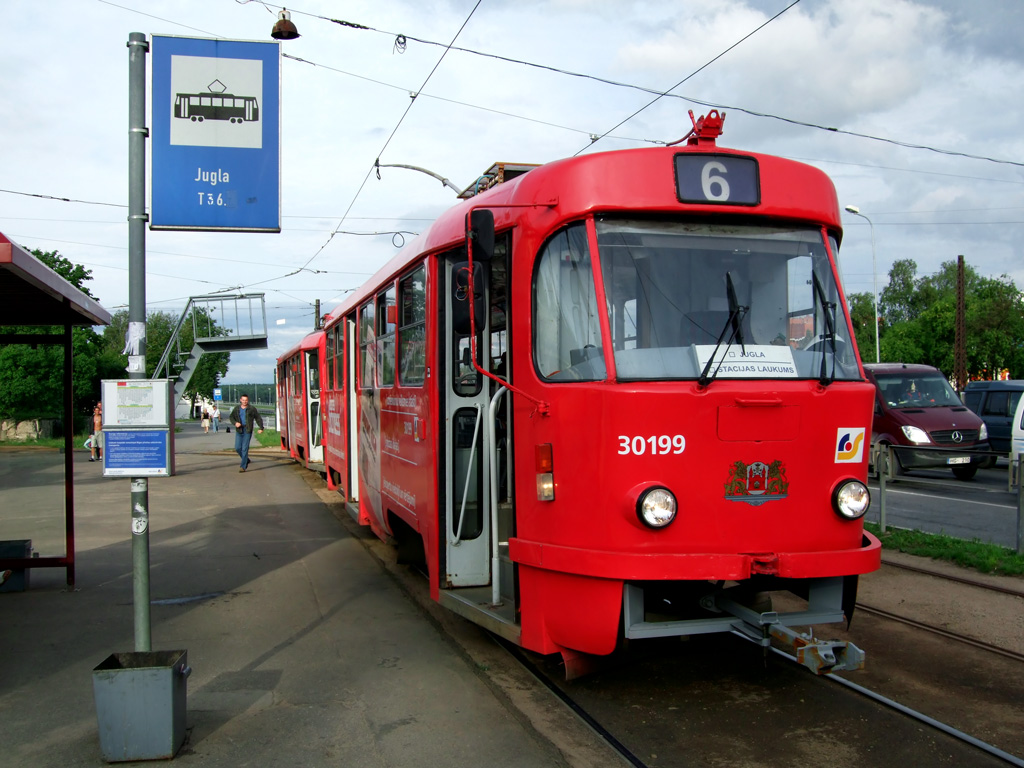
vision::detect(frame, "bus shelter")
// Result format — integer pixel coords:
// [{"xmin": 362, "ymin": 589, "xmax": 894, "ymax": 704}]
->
[{"xmin": 0, "ymin": 232, "xmax": 112, "ymax": 586}]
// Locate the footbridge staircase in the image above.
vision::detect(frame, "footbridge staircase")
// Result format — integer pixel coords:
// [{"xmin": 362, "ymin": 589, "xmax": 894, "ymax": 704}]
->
[{"xmin": 154, "ymin": 293, "xmax": 268, "ymax": 403}]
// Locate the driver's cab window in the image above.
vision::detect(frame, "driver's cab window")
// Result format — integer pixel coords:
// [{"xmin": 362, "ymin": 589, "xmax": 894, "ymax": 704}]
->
[{"xmin": 533, "ymin": 222, "xmax": 606, "ymax": 381}]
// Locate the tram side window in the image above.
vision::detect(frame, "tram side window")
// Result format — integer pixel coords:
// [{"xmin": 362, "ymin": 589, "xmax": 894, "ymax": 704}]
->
[
  {"xmin": 399, "ymin": 266, "xmax": 426, "ymax": 386},
  {"xmin": 359, "ymin": 300, "xmax": 375, "ymax": 390},
  {"xmin": 378, "ymin": 286, "xmax": 397, "ymax": 388},
  {"xmin": 307, "ymin": 351, "xmax": 320, "ymax": 397},
  {"xmin": 325, "ymin": 329, "xmax": 334, "ymax": 391},
  {"xmin": 533, "ymin": 223, "xmax": 606, "ymax": 381}
]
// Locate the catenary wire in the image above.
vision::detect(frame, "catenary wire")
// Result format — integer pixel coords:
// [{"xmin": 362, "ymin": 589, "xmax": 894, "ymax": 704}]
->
[
  {"xmin": 269, "ymin": 3, "xmax": 1024, "ymax": 168},
  {"xmin": 101, "ymin": 0, "xmax": 1024, "ymax": 169},
  {"xmin": 578, "ymin": 0, "xmax": 803, "ymax": 155},
  {"xmin": 297, "ymin": 0, "xmax": 483, "ymax": 274}
]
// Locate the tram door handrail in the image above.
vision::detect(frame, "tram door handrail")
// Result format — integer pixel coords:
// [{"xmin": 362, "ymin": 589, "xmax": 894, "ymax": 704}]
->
[
  {"xmin": 453, "ymin": 403, "xmax": 483, "ymax": 545},
  {"xmin": 489, "ymin": 386, "xmax": 509, "ymax": 606}
]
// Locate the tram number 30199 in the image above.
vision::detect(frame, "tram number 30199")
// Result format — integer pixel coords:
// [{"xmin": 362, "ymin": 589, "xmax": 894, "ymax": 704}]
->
[{"xmin": 617, "ymin": 435, "xmax": 686, "ymax": 456}]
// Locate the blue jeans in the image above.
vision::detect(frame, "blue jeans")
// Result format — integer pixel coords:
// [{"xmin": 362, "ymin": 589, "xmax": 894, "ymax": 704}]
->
[
  {"xmin": 211, "ymin": 417, "xmax": 219, "ymax": 432},
  {"xmin": 234, "ymin": 429, "xmax": 253, "ymax": 468}
]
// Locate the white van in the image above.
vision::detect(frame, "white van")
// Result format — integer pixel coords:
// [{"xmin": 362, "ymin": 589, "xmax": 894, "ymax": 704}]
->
[{"xmin": 1012, "ymin": 393, "xmax": 1024, "ymax": 460}]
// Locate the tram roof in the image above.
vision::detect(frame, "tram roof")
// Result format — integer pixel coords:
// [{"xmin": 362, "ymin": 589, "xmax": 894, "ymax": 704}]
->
[
  {"xmin": 0, "ymin": 232, "xmax": 112, "ymax": 327},
  {"xmin": 323, "ymin": 144, "xmax": 842, "ymax": 324},
  {"xmin": 278, "ymin": 328, "xmax": 325, "ymax": 363}
]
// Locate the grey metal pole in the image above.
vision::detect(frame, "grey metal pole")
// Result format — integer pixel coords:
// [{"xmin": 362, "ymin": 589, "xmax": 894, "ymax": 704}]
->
[
  {"xmin": 1017, "ymin": 453, "xmax": 1023, "ymax": 556},
  {"xmin": 128, "ymin": 31, "xmax": 152, "ymax": 653},
  {"xmin": 877, "ymin": 445, "xmax": 888, "ymax": 535}
]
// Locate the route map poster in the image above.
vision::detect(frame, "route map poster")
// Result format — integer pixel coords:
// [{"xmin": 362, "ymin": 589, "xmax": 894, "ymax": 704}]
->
[
  {"xmin": 101, "ymin": 380, "xmax": 171, "ymax": 428},
  {"xmin": 150, "ymin": 35, "xmax": 280, "ymax": 232}
]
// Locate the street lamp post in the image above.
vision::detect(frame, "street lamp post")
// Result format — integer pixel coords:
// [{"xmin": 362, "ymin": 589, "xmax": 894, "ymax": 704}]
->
[{"xmin": 844, "ymin": 205, "xmax": 880, "ymax": 363}]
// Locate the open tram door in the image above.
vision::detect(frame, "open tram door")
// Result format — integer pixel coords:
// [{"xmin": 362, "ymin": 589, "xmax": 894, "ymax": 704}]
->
[
  {"xmin": 304, "ymin": 346, "xmax": 323, "ymax": 464},
  {"xmin": 440, "ymin": 214, "xmax": 516, "ymax": 615}
]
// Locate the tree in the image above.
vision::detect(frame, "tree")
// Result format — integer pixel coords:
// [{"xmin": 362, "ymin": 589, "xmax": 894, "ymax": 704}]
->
[
  {"xmin": 875, "ymin": 258, "xmax": 1024, "ymax": 379},
  {"xmin": 846, "ymin": 291, "xmax": 878, "ymax": 364},
  {"xmin": 878, "ymin": 258, "xmax": 928, "ymax": 325},
  {"xmin": 101, "ymin": 308, "xmax": 230, "ymax": 408}
]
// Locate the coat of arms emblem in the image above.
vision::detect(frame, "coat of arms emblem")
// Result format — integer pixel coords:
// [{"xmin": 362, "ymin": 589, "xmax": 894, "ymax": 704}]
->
[{"xmin": 724, "ymin": 460, "xmax": 788, "ymax": 506}]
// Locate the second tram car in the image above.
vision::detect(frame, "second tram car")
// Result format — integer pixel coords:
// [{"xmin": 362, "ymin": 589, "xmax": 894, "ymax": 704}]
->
[
  {"xmin": 282, "ymin": 112, "xmax": 880, "ymax": 674},
  {"xmin": 277, "ymin": 330, "xmax": 325, "ymax": 470}
]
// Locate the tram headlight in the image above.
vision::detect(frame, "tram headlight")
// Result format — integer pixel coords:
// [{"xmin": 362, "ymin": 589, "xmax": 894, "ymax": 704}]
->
[
  {"xmin": 832, "ymin": 479, "xmax": 870, "ymax": 520},
  {"xmin": 636, "ymin": 487, "xmax": 677, "ymax": 528}
]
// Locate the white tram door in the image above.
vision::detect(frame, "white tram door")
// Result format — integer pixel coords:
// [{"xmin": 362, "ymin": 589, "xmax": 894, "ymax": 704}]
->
[
  {"xmin": 443, "ymin": 256, "xmax": 492, "ymax": 587},
  {"xmin": 346, "ymin": 316, "xmax": 359, "ymax": 502},
  {"xmin": 305, "ymin": 349, "xmax": 324, "ymax": 464}
]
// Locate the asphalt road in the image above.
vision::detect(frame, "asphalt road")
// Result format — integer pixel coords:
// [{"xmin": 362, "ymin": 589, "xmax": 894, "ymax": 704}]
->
[{"xmin": 867, "ymin": 462, "xmax": 1022, "ymax": 548}]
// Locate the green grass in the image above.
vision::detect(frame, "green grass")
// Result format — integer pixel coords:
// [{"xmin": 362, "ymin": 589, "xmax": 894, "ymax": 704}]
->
[
  {"xmin": 0, "ymin": 435, "xmax": 92, "ymax": 450},
  {"xmin": 254, "ymin": 429, "xmax": 280, "ymax": 448},
  {"xmin": 865, "ymin": 522, "xmax": 1024, "ymax": 576}
]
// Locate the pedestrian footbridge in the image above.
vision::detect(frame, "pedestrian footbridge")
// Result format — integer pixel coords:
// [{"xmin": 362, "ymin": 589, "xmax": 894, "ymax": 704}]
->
[{"xmin": 154, "ymin": 293, "xmax": 268, "ymax": 403}]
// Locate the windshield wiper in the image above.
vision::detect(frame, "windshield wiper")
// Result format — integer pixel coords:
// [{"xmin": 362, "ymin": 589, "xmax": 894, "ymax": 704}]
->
[
  {"xmin": 726, "ymin": 271, "xmax": 746, "ymax": 352},
  {"xmin": 811, "ymin": 271, "xmax": 837, "ymax": 385},
  {"xmin": 698, "ymin": 272, "xmax": 749, "ymax": 387}
]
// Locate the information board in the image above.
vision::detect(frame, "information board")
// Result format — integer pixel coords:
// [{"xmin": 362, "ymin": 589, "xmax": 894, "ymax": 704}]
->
[
  {"xmin": 102, "ymin": 380, "xmax": 171, "ymax": 428},
  {"xmin": 103, "ymin": 430, "xmax": 172, "ymax": 477},
  {"xmin": 150, "ymin": 35, "xmax": 281, "ymax": 232}
]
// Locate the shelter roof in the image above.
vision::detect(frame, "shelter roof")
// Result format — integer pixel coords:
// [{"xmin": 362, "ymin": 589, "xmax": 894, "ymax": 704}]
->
[{"xmin": 0, "ymin": 232, "xmax": 111, "ymax": 327}]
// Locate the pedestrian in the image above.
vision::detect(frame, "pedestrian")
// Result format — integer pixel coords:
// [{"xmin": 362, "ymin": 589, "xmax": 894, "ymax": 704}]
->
[
  {"xmin": 89, "ymin": 402, "xmax": 103, "ymax": 462},
  {"xmin": 201, "ymin": 407, "xmax": 210, "ymax": 434},
  {"xmin": 228, "ymin": 394, "xmax": 264, "ymax": 472},
  {"xmin": 211, "ymin": 405, "xmax": 220, "ymax": 433}
]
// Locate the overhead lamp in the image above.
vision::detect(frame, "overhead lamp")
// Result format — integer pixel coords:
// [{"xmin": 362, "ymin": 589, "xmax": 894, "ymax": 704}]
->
[{"xmin": 271, "ymin": 8, "xmax": 300, "ymax": 40}]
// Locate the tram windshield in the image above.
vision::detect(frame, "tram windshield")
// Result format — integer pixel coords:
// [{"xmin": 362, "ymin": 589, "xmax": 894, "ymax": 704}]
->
[{"xmin": 533, "ymin": 218, "xmax": 860, "ymax": 382}]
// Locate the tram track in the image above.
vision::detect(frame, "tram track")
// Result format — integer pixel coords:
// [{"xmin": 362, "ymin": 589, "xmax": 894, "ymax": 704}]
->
[
  {"xmin": 498, "ymin": 626, "xmax": 1024, "ymax": 768},
  {"xmin": 323, "ymin": 473, "xmax": 1022, "ymax": 766},
  {"xmin": 494, "ymin": 637, "xmax": 651, "ymax": 768},
  {"xmin": 775, "ymin": 647, "xmax": 1024, "ymax": 768},
  {"xmin": 855, "ymin": 602, "xmax": 1024, "ymax": 664},
  {"xmin": 863, "ymin": 556, "xmax": 1024, "ymax": 662},
  {"xmin": 881, "ymin": 555, "xmax": 1024, "ymax": 598}
]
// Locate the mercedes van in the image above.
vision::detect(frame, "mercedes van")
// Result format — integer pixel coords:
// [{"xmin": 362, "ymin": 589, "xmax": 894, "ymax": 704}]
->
[{"xmin": 863, "ymin": 363, "xmax": 990, "ymax": 480}]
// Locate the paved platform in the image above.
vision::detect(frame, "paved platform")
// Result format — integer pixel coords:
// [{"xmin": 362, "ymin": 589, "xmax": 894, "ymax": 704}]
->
[{"xmin": 0, "ymin": 422, "xmax": 620, "ymax": 767}]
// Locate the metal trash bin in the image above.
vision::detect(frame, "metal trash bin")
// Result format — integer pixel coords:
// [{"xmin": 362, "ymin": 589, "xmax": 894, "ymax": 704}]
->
[
  {"xmin": 92, "ymin": 650, "xmax": 190, "ymax": 762},
  {"xmin": 0, "ymin": 539, "xmax": 32, "ymax": 592}
]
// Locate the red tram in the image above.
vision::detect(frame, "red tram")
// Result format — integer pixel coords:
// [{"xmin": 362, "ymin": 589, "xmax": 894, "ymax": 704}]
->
[
  {"xmin": 276, "ymin": 329, "xmax": 325, "ymax": 470},
  {"xmin": 282, "ymin": 112, "xmax": 880, "ymax": 674}
]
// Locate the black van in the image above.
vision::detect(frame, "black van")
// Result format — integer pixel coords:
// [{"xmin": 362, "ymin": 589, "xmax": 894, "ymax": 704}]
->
[{"xmin": 963, "ymin": 380, "xmax": 1024, "ymax": 455}]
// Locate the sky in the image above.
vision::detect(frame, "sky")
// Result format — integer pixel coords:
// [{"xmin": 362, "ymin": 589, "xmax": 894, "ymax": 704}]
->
[{"xmin": 2, "ymin": 0, "xmax": 1022, "ymax": 383}]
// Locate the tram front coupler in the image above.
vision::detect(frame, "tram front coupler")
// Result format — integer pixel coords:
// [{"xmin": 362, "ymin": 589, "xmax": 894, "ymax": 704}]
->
[
  {"xmin": 767, "ymin": 624, "xmax": 866, "ymax": 674},
  {"xmin": 715, "ymin": 585, "xmax": 866, "ymax": 675}
]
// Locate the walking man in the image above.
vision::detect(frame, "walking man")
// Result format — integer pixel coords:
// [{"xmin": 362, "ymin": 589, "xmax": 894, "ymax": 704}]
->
[
  {"xmin": 229, "ymin": 394, "xmax": 264, "ymax": 472},
  {"xmin": 211, "ymin": 404, "xmax": 220, "ymax": 433}
]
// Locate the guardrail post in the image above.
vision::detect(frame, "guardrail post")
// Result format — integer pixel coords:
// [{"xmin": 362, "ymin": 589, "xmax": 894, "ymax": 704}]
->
[
  {"xmin": 1017, "ymin": 453, "xmax": 1023, "ymax": 556},
  {"xmin": 877, "ymin": 445, "xmax": 888, "ymax": 535}
]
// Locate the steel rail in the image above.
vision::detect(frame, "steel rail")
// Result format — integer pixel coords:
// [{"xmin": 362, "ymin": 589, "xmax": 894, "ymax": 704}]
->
[
  {"xmin": 856, "ymin": 602, "xmax": 1024, "ymax": 664},
  {"xmin": 767, "ymin": 647, "xmax": 1024, "ymax": 768},
  {"xmin": 493, "ymin": 637, "xmax": 649, "ymax": 768},
  {"xmin": 880, "ymin": 557, "xmax": 1024, "ymax": 598}
]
